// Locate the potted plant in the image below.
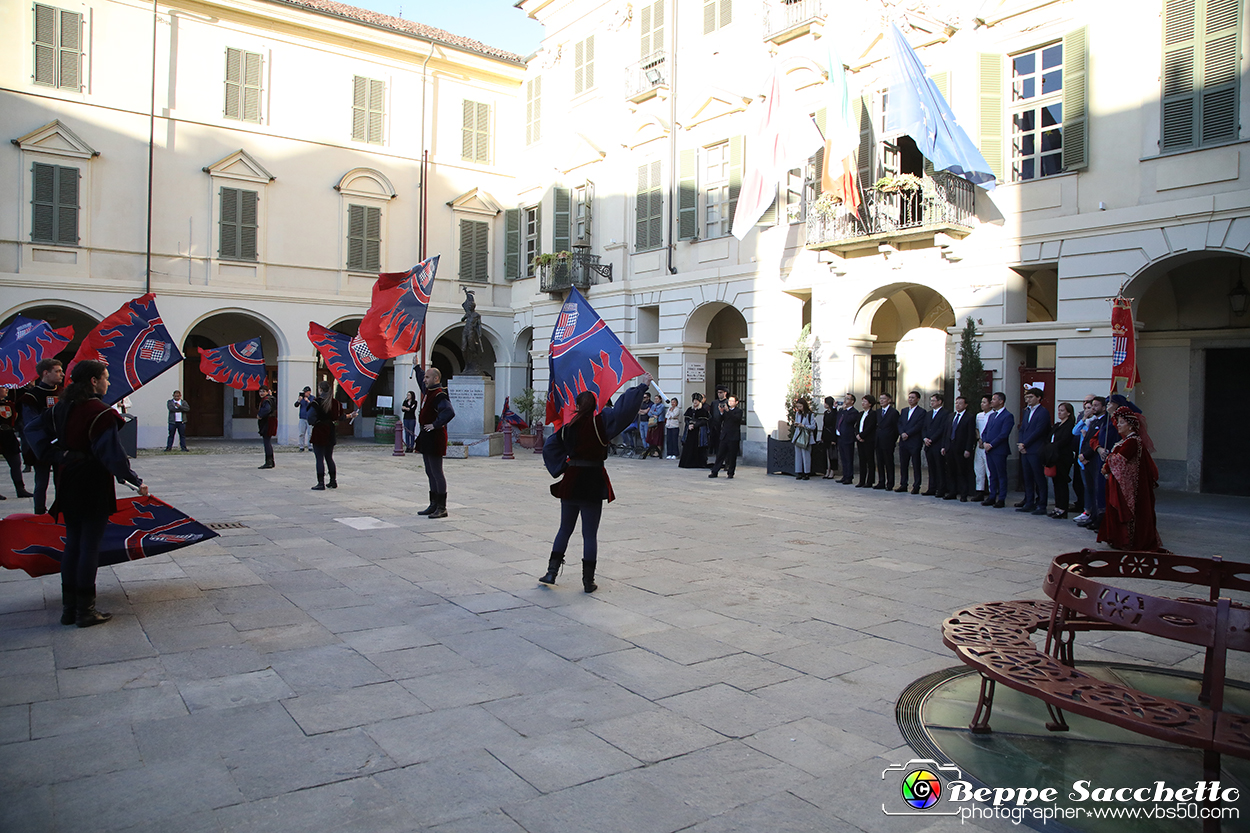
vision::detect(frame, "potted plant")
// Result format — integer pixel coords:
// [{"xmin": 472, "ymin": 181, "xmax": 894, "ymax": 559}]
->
[
  {"xmin": 531, "ymin": 251, "xmax": 573, "ymax": 278},
  {"xmin": 512, "ymin": 386, "xmax": 546, "ymax": 448}
]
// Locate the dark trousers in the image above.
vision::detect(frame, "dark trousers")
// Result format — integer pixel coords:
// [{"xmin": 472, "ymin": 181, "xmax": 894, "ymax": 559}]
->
[
  {"xmin": 0, "ymin": 432, "xmax": 24, "ymax": 494},
  {"xmin": 62, "ymin": 511, "xmax": 108, "ymax": 591},
  {"xmin": 899, "ymin": 443, "xmax": 922, "ymax": 489},
  {"xmin": 553, "ymin": 500, "xmax": 603, "ymax": 561},
  {"xmin": 945, "ymin": 451, "xmax": 973, "ymax": 498},
  {"xmin": 837, "ymin": 439, "xmax": 855, "ymax": 482},
  {"xmin": 711, "ymin": 437, "xmax": 738, "ymax": 477},
  {"xmin": 1051, "ymin": 466, "xmax": 1071, "ymax": 511},
  {"xmin": 1021, "ymin": 451, "xmax": 1047, "ymax": 508},
  {"xmin": 166, "ymin": 422, "xmax": 187, "ymax": 451},
  {"xmin": 313, "ymin": 444, "xmax": 336, "ymax": 484},
  {"xmin": 423, "ymin": 452, "xmax": 446, "ymax": 493},
  {"xmin": 33, "ymin": 462, "xmax": 51, "ymax": 514},
  {"xmin": 986, "ymin": 450, "xmax": 1009, "ymax": 501},
  {"xmin": 1071, "ymin": 459, "xmax": 1085, "ymax": 512},
  {"xmin": 875, "ymin": 441, "xmax": 896, "ymax": 489},
  {"xmin": 261, "ymin": 434, "xmax": 274, "ymax": 463},
  {"xmin": 666, "ymin": 427, "xmax": 680, "ymax": 457},
  {"xmin": 856, "ymin": 441, "xmax": 875, "ymax": 485},
  {"xmin": 925, "ymin": 445, "xmax": 946, "ymax": 494},
  {"xmin": 403, "ymin": 419, "xmax": 417, "ymax": 451}
]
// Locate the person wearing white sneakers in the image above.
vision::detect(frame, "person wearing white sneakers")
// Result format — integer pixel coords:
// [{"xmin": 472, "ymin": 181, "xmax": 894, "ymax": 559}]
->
[{"xmin": 664, "ymin": 397, "xmax": 681, "ymax": 459}]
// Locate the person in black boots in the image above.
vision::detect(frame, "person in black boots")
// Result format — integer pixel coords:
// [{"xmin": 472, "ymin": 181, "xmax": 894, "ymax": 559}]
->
[
  {"xmin": 708, "ymin": 394, "xmax": 744, "ymax": 479},
  {"xmin": 50, "ymin": 360, "xmax": 148, "ymax": 627},
  {"xmin": 401, "ymin": 390, "xmax": 418, "ymax": 453},
  {"xmin": 309, "ymin": 381, "xmax": 356, "ymax": 490},
  {"xmin": 0, "ymin": 387, "xmax": 34, "ymax": 500},
  {"xmin": 541, "ymin": 374, "xmax": 651, "ymax": 592},
  {"xmin": 18, "ymin": 358, "xmax": 63, "ymax": 513},
  {"xmin": 836, "ymin": 393, "xmax": 860, "ymax": 484},
  {"xmin": 416, "ymin": 365, "xmax": 455, "ymax": 518},
  {"xmin": 257, "ymin": 387, "xmax": 275, "ymax": 469}
]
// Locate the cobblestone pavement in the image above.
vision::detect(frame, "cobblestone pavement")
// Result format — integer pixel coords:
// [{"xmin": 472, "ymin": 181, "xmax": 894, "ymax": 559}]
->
[{"xmin": 2, "ymin": 447, "xmax": 1248, "ymax": 833}]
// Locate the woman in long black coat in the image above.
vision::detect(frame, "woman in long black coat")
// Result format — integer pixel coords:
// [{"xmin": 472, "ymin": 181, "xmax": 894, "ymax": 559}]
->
[
  {"xmin": 820, "ymin": 396, "xmax": 838, "ymax": 479},
  {"xmin": 1044, "ymin": 402, "xmax": 1077, "ymax": 519},
  {"xmin": 678, "ymin": 394, "xmax": 709, "ymax": 469}
]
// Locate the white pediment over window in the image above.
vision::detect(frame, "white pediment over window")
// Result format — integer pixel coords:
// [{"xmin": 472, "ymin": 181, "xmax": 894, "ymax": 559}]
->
[
  {"xmin": 560, "ymin": 133, "xmax": 606, "ymax": 174},
  {"xmin": 14, "ymin": 120, "xmax": 99, "ymax": 160},
  {"xmin": 782, "ymin": 57, "xmax": 829, "ymax": 91},
  {"xmin": 203, "ymin": 149, "xmax": 276, "ymax": 184},
  {"xmin": 335, "ymin": 168, "xmax": 397, "ymax": 200},
  {"xmin": 624, "ymin": 115, "xmax": 670, "ymax": 149},
  {"xmin": 681, "ymin": 89, "xmax": 751, "ymax": 130},
  {"xmin": 447, "ymin": 188, "xmax": 502, "ymax": 216}
]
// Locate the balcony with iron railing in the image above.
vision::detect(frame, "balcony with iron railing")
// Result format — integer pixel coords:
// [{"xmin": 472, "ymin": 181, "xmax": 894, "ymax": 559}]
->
[
  {"xmin": 762, "ymin": 0, "xmax": 826, "ymax": 44},
  {"xmin": 804, "ymin": 171, "xmax": 976, "ymax": 253},
  {"xmin": 625, "ymin": 51, "xmax": 669, "ymax": 103},
  {"xmin": 539, "ymin": 246, "xmax": 613, "ymax": 294}
]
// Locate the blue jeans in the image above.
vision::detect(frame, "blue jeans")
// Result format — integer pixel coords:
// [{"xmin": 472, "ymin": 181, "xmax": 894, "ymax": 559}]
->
[
  {"xmin": 987, "ymin": 449, "xmax": 1009, "ymax": 501},
  {"xmin": 403, "ymin": 419, "xmax": 417, "ymax": 449}
]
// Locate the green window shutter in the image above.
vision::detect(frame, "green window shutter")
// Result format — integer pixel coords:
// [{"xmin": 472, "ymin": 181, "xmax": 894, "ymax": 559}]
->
[
  {"xmin": 239, "ymin": 190, "xmax": 258, "ymax": 260},
  {"xmin": 225, "ymin": 48, "xmax": 242, "ymax": 120},
  {"xmin": 720, "ymin": 0, "xmax": 732, "ymax": 28},
  {"xmin": 347, "ymin": 204, "xmax": 379, "ymax": 271},
  {"xmin": 677, "ymin": 148, "xmax": 697, "ymax": 239},
  {"xmin": 813, "ymin": 108, "xmax": 827, "ymax": 197},
  {"xmin": 220, "ymin": 187, "xmax": 239, "ymax": 259},
  {"xmin": 584, "ymin": 35, "xmax": 594, "ymax": 91},
  {"xmin": 757, "ymin": 191, "xmax": 777, "ymax": 226},
  {"xmin": 574, "ymin": 40, "xmax": 585, "ymax": 94},
  {"xmin": 534, "ymin": 203, "xmax": 542, "ymax": 262},
  {"xmin": 641, "ymin": 0, "xmax": 664, "ymax": 57},
  {"xmin": 1162, "ymin": 0, "xmax": 1198, "ymax": 149},
  {"xmin": 526, "ymin": 77, "xmax": 542, "ymax": 145},
  {"xmin": 458, "ymin": 218, "xmax": 474, "ymax": 280},
  {"xmin": 727, "ymin": 136, "xmax": 743, "ymax": 226},
  {"xmin": 639, "ymin": 2, "xmax": 652, "ymax": 57},
  {"xmin": 367, "ymin": 78, "xmax": 385, "ymax": 144},
  {"xmin": 242, "ymin": 51, "xmax": 262, "ymax": 122},
  {"xmin": 364, "ymin": 205, "xmax": 380, "ymax": 271},
  {"xmin": 31, "ymin": 162, "xmax": 56, "ymax": 242},
  {"xmin": 855, "ymin": 95, "xmax": 874, "ymax": 185},
  {"xmin": 474, "ymin": 220, "xmax": 489, "ymax": 281},
  {"xmin": 504, "ymin": 208, "xmax": 520, "ymax": 279},
  {"xmin": 1201, "ymin": 0, "xmax": 1240, "ymax": 144},
  {"xmin": 461, "ymin": 99, "xmax": 475, "ymax": 159},
  {"xmin": 34, "ymin": 4, "xmax": 56, "ymax": 86},
  {"xmin": 977, "ymin": 54, "xmax": 1004, "ymax": 182},
  {"xmin": 56, "ymin": 164, "xmax": 78, "ymax": 245},
  {"xmin": 353, "ymin": 77, "xmax": 368, "ymax": 142},
  {"xmin": 57, "ymin": 9, "xmax": 81, "ymax": 90},
  {"xmin": 635, "ymin": 163, "xmax": 653, "ymax": 251},
  {"xmin": 1062, "ymin": 28, "xmax": 1089, "ymax": 170},
  {"xmin": 553, "ymin": 187, "xmax": 571, "ymax": 254},
  {"xmin": 703, "ymin": 0, "xmax": 716, "ymax": 34},
  {"xmin": 923, "ymin": 74, "xmax": 948, "ymax": 176},
  {"xmin": 475, "ymin": 102, "xmax": 490, "ymax": 162}
]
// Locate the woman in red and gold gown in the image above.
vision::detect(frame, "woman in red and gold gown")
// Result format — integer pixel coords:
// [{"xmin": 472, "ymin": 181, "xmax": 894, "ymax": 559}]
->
[{"xmin": 1098, "ymin": 410, "xmax": 1164, "ymax": 551}]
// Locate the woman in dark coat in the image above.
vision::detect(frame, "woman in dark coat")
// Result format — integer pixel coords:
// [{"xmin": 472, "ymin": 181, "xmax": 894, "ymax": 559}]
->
[
  {"xmin": 51, "ymin": 360, "xmax": 148, "ymax": 627},
  {"xmin": 401, "ymin": 391, "xmax": 418, "ymax": 453},
  {"xmin": 820, "ymin": 396, "xmax": 838, "ymax": 479},
  {"xmin": 1044, "ymin": 402, "xmax": 1077, "ymax": 519},
  {"xmin": 310, "ymin": 381, "xmax": 356, "ymax": 491},
  {"xmin": 678, "ymin": 393, "xmax": 709, "ymax": 469},
  {"xmin": 541, "ymin": 375, "xmax": 651, "ymax": 592}
]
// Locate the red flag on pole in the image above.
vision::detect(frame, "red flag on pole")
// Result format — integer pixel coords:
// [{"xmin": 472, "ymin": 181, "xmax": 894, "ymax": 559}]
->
[{"xmin": 1110, "ymin": 295, "xmax": 1139, "ymax": 392}]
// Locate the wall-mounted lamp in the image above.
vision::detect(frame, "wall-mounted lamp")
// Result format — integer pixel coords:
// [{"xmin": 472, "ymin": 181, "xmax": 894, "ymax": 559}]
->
[{"xmin": 1230, "ymin": 279, "xmax": 1249, "ymax": 316}]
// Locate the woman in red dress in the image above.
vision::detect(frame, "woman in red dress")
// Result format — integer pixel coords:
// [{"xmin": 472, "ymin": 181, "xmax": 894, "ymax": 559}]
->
[{"xmin": 1097, "ymin": 410, "xmax": 1163, "ymax": 551}]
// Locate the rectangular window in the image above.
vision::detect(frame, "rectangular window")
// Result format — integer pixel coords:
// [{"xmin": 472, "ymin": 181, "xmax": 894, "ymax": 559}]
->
[
  {"xmin": 524, "ymin": 206, "xmax": 540, "ymax": 277},
  {"xmin": 352, "ymin": 76, "xmax": 385, "ymax": 144},
  {"xmin": 639, "ymin": 0, "xmax": 665, "ymax": 59},
  {"xmin": 526, "ymin": 77, "xmax": 542, "ymax": 145},
  {"xmin": 871, "ymin": 355, "xmax": 898, "ymax": 404},
  {"xmin": 1162, "ymin": 0, "xmax": 1241, "ymax": 150},
  {"xmin": 1010, "ymin": 43, "xmax": 1064, "ymax": 181},
  {"xmin": 461, "ymin": 100, "xmax": 490, "ymax": 163},
  {"xmin": 575, "ymin": 183, "xmax": 592, "ymax": 243},
  {"xmin": 347, "ymin": 204, "xmax": 381, "ymax": 272},
  {"xmin": 574, "ymin": 36, "xmax": 595, "ymax": 95},
  {"xmin": 703, "ymin": 0, "xmax": 732, "ymax": 34},
  {"xmin": 635, "ymin": 160, "xmax": 663, "ymax": 251},
  {"xmin": 31, "ymin": 162, "xmax": 78, "ymax": 246},
  {"xmin": 225, "ymin": 48, "xmax": 263, "ymax": 123},
  {"xmin": 786, "ymin": 166, "xmax": 805, "ymax": 224},
  {"xmin": 703, "ymin": 142, "xmax": 731, "ymax": 238},
  {"xmin": 33, "ymin": 4, "xmax": 81, "ymax": 90},
  {"xmin": 219, "ymin": 187, "xmax": 258, "ymax": 261},
  {"xmin": 458, "ymin": 219, "xmax": 489, "ymax": 282}
]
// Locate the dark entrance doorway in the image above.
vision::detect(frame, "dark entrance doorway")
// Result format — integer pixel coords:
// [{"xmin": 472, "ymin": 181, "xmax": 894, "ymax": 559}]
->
[
  {"xmin": 1204, "ymin": 348, "xmax": 1250, "ymax": 495},
  {"xmin": 182, "ymin": 335, "xmax": 224, "ymax": 437}
]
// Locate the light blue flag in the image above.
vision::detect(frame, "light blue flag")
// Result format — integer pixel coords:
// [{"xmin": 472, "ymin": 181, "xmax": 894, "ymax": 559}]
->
[{"xmin": 883, "ymin": 24, "xmax": 996, "ymax": 189}]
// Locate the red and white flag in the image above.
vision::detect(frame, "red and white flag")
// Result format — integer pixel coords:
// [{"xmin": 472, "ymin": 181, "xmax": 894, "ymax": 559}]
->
[
  {"xmin": 821, "ymin": 46, "xmax": 861, "ymax": 214},
  {"xmin": 1110, "ymin": 295, "xmax": 1139, "ymax": 392}
]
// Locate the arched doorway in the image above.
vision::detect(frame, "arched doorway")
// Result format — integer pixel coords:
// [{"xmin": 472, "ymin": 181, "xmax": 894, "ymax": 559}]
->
[
  {"xmin": 514, "ymin": 326, "xmax": 534, "ymax": 392},
  {"xmin": 1130, "ymin": 253, "xmax": 1250, "ymax": 495},
  {"xmin": 685, "ymin": 303, "xmax": 749, "ymax": 402},
  {"xmin": 432, "ymin": 326, "xmax": 498, "ymax": 384},
  {"xmin": 181, "ymin": 312, "xmax": 281, "ymax": 437},
  {"xmin": 0, "ymin": 303, "xmax": 100, "ymax": 368},
  {"xmin": 856, "ymin": 284, "xmax": 955, "ymax": 403},
  {"xmin": 320, "ymin": 317, "xmax": 393, "ymax": 436}
]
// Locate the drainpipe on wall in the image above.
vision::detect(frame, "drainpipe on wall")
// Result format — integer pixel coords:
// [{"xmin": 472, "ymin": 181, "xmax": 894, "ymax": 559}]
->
[
  {"xmin": 666, "ymin": 0, "xmax": 679, "ymax": 275},
  {"xmin": 145, "ymin": 0, "xmax": 158, "ymax": 294}
]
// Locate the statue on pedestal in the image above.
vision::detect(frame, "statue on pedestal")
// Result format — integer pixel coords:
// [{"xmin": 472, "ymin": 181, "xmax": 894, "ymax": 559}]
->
[{"xmin": 460, "ymin": 287, "xmax": 485, "ymax": 375}]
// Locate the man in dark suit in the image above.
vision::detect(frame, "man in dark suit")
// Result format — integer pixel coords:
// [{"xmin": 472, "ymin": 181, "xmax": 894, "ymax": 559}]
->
[
  {"xmin": 166, "ymin": 390, "xmax": 190, "ymax": 452},
  {"xmin": 854, "ymin": 394, "xmax": 877, "ymax": 487},
  {"xmin": 1015, "ymin": 386, "xmax": 1051, "ymax": 514},
  {"xmin": 1078, "ymin": 395, "xmax": 1109, "ymax": 529},
  {"xmin": 836, "ymin": 393, "xmax": 859, "ymax": 484},
  {"xmin": 896, "ymin": 390, "xmax": 926, "ymax": 494},
  {"xmin": 922, "ymin": 393, "xmax": 951, "ymax": 496},
  {"xmin": 941, "ymin": 395, "xmax": 977, "ymax": 501},
  {"xmin": 874, "ymin": 392, "xmax": 899, "ymax": 491},
  {"xmin": 980, "ymin": 391, "xmax": 1015, "ymax": 507},
  {"xmin": 708, "ymin": 395, "xmax": 744, "ymax": 479}
]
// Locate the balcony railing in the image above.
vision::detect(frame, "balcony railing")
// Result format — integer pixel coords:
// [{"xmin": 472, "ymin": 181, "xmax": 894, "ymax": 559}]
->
[
  {"xmin": 762, "ymin": 0, "xmax": 826, "ymax": 43},
  {"xmin": 805, "ymin": 171, "xmax": 976, "ymax": 252},
  {"xmin": 625, "ymin": 51, "xmax": 669, "ymax": 102},
  {"xmin": 539, "ymin": 248, "xmax": 613, "ymax": 294}
]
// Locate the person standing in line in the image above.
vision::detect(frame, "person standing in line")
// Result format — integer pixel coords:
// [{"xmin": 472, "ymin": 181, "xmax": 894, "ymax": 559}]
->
[
  {"xmin": 707, "ymin": 385, "xmax": 729, "ymax": 466},
  {"xmin": 49, "ymin": 360, "xmax": 149, "ymax": 627},
  {"xmin": 1078, "ymin": 396, "xmax": 1110, "ymax": 530},
  {"xmin": 541, "ymin": 375, "xmax": 652, "ymax": 592},
  {"xmin": 980, "ymin": 391, "xmax": 1015, "ymax": 508},
  {"xmin": 836, "ymin": 394, "xmax": 860, "ymax": 484},
  {"xmin": 1071, "ymin": 396, "xmax": 1095, "ymax": 523},
  {"xmin": 1097, "ymin": 409, "xmax": 1164, "ymax": 551},
  {"xmin": 820, "ymin": 396, "xmax": 839, "ymax": 480},
  {"xmin": 416, "ymin": 365, "xmax": 455, "ymax": 519},
  {"xmin": 854, "ymin": 394, "xmax": 878, "ymax": 488},
  {"xmin": 922, "ymin": 393, "xmax": 950, "ymax": 497},
  {"xmin": 165, "ymin": 390, "xmax": 190, "ymax": 452},
  {"xmin": 941, "ymin": 395, "xmax": 977, "ymax": 501},
  {"xmin": 708, "ymin": 394, "xmax": 744, "ymax": 479},
  {"xmin": 791, "ymin": 398, "xmax": 816, "ymax": 481},
  {"xmin": 294, "ymin": 386, "xmax": 315, "ymax": 451},
  {"xmin": 18, "ymin": 358, "xmax": 64, "ymax": 513},
  {"xmin": 0, "ymin": 387, "xmax": 33, "ymax": 500},
  {"xmin": 641, "ymin": 394, "xmax": 665, "ymax": 459},
  {"xmin": 664, "ymin": 397, "xmax": 681, "ymax": 460},
  {"xmin": 896, "ymin": 391, "xmax": 926, "ymax": 494},
  {"xmin": 309, "ymin": 381, "xmax": 357, "ymax": 490},
  {"xmin": 678, "ymin": 394, "xmax": 709, "ymax": 469},
  {"xmin": 874, "ymin": 392, "xmax": 899, "ymax": 491},
  {"xmin": 1015, "ymin": 387, "xmax": 1051, "ymax": 515},
  {"xmin": 401, "ymin": 390, "xmax": 418, "ymax": 453},
  {"xmin": 1045, "ymin": 402, "xmax": 1077, "ymax": 519},
  {"xmin": 972, "ymin": 394, "xmax": 992, "ymax": 501},
  {"xmin": 256, "ymin": 387, "xmax": 276, "ymax": 469}
]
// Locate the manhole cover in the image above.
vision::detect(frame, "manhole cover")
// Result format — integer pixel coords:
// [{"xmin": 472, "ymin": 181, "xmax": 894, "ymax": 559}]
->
[{"xmin": 205, "ymin": 521, "xmax": 248, "ymax": 530}]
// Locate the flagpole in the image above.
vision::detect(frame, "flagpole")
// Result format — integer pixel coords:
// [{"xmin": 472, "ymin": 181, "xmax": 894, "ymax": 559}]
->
[{"xmin": 145, "ymin": 0, "xmax": 157, "ymax": 294}]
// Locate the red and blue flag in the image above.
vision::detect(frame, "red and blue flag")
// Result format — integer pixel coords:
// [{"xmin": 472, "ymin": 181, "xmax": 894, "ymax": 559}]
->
[
  {"xmin": 500, "ymin": 397, "xmax": 528, "ymax": 431},
  {"xmin": 358, "ymin": 256, "xmax": 439, "ymax": 359},
  {"xmin": 308, "ymin": 322, "xmax": 384, "ymax": 406},
  {"xmin": 0, "ymin": 496, "xmax": 220, "ymax": 578},
  {"xmin": 0, "ymin": 315, "xmax": 74, "ymax": 388},
  {"xmin": 198, "ymin": 338, "xmax": 266, "ymax": 390},
  {"xmin": 69, "ymin": 294, "xmax": 183, "ymax": 405},
  {"xmin": 545, "ymin": 287, "xmax": 646, "ymax": 430}
]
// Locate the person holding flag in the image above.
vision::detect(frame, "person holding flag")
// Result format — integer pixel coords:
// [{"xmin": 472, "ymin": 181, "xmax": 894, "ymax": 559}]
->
[
  {"xmin": 415, "ymin": 365, "xmax": 455, "ymax": 519},
  {"xmin": 309, "ymin": 381, "xmax": 357, "ymax": 491}
]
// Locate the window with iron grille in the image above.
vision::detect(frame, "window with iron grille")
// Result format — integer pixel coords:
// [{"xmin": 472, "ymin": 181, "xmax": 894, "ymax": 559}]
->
[
  {"xmin": 352, "ymin": 76, "xmax": 385, "ymax": 144},
  {"xmin": 30, "ymin": 162, "xmax": 78, "ymax": 246},
  {"xmin": 525, "ymin": 77, "xmax": 541, "ymax": 145},
  {"xmin": 458, "ymin": 219, "xmax": 489, "ymax": 282},
  {"xmin": 33, "ymin": 4, "xmax": 82, "ymax": 90},
  {"xmin": 1162, "ymin": 0, "xmax": 1241, "ymax": 150},
  {"xmin": 574, "ymin": 36, "xmax": 595, "ymax": 95},
  {"xmin": 715, "ymin": 358, "xmax": 746, "ymax": 403},
  {"xmin": 462, "ymin": 100, "xmax": 490, "ymax": 162},
  {"xmin": 1010, "ymin": 43, "xmax": 1064, "ymax": 181},
  {"xmin": 871, "ymin": 355, "xmax": 898, "ymax": 403},
  {"xmin": 347, "ymin": 204, "xmax": 381, "ymax": 272},
  {"xmin": 225, "ymin": 48, "xmax": 263, "ymax": 123},
  {"xmin": 219, "ymin": 187, "xmax": 258, "ymax": 261}
]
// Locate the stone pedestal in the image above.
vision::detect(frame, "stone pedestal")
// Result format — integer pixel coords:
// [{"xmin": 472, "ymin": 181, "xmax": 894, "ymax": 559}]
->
[{"xmin": 447, "ymin": 375, "xmax": 495, "ymax": 439}]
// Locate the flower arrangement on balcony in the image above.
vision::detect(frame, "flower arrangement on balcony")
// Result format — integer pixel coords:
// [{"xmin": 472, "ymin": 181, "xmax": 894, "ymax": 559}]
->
[
  {"xmin": 811, "ymin": 192, "xmax": 844, "ymax": 220},
  {"xmin": 873, "ymin": 173, "xmax": 925, "ymax": 193},
  {"xmin": 531, "ymin": 251, "xmax": 573, "ymax": 273}
]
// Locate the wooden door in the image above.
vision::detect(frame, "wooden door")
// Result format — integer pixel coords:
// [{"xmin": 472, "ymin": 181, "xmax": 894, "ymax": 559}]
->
[
  {"xmin": 1204, "ymin": 348, "xmax": 1250, "ymax": 495},
  {"xmin": 182, "ymin": 355, "xmax": 224, "ymax": 437}
]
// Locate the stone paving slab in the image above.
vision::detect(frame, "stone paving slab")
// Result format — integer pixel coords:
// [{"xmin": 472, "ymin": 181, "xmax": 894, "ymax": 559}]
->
[{"xmin": 2, "ymin": 448, "xmax": 1248, "ymax": 832}]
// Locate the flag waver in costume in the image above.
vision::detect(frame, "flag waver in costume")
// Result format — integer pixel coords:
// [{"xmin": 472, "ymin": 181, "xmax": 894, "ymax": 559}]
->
[
  {"xmin": 0, "ymin": 497, "xmax": 219, "ymax": 579},
  {"xmin": 0, "ymin": 316, "xmax": 74, "ymax": 388},
  {"xmin": 546, "ymin": 287, "xmax": 646, "ymax": 430},
  {"xmin": 1110, "ymin": 295, "xmax": 1140, "ymax": 392},
  {"xmin": 308, "ymin": 322, "xmax": 384, "ymax": 406},
  {"xmin": 358, "ymin": 256, "xmax": 439, "ymax": 359},
  {"xmin": 69, "ymin": 294, "xmax": 183, "ymax": 405},
  {"xmin": 198, "ymin": 338, "xmax": 266, "ymax": 390}
]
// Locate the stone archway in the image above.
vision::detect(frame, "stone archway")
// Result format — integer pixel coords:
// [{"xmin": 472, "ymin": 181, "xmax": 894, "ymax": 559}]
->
[
  {"xmin": 431, "ymin": 324, "xmax": 500, "ymax": 384},
  {"xmin": 854, "ymin": 283, "xmax": 955, "ymax": 402},
  {"xmin": 0, "ymin": 303, "xmax": 101, "ymax": 368},
  {"xmin": 181, "ymin": 311, "xmax": 282, "ymax": 437},
  {"xmin": 684, "ymin": 302, "xmax": 749, "ymax": 402}
]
